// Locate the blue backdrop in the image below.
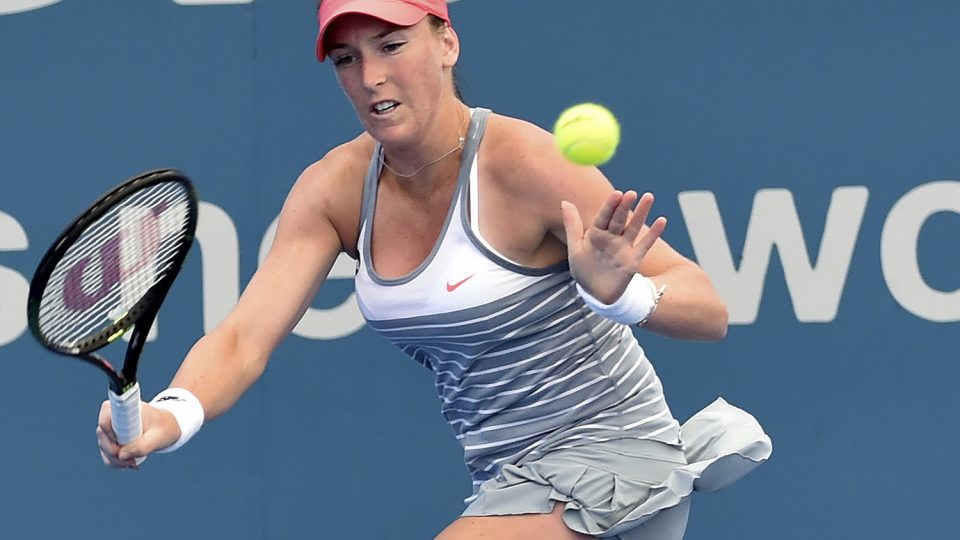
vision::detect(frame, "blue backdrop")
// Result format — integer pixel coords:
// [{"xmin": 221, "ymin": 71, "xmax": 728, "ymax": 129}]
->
[{"xmin": 1, "ymin": 1, "xmax": 958, "ymax": 538}]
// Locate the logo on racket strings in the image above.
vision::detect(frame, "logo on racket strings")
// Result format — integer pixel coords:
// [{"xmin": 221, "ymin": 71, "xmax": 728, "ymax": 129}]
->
[{"xmin": 61, "ymin": 203, "xmax": 184, "ymax": 312}]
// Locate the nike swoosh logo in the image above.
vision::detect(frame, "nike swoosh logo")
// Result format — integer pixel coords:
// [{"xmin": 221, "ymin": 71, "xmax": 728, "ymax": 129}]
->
[{"xmin": 446, "ymin": 273, "xmax": 477, "ymax": 292}]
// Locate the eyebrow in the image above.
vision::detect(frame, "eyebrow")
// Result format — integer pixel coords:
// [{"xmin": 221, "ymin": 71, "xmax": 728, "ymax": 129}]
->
[{"xmin": 327, "ymin": 26, "xmax": 404, "ymax": 53}]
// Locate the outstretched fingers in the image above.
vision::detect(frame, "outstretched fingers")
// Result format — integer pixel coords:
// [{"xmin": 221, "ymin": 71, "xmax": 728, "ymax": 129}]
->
[
  {"xmin": 566, "ymin": 190, "xmax": 666, "ymax": 265},
  {"xmin": 634, "ymin": 215, "xmax": 667, "ymax": 261},
  {"xmin": 603, "ymin": 191, "xmax": 639, "ymax": 236},
  {"xmin": 621, "ymin": 192, "xmax": 654, "ymax": 241},
  {"xmin": 591, "ymin": 191, "xmax": 622, "ymax": 231},
  {"xmin": 620, "ymin": 192, "xmax": 666, "ymax": 261}
]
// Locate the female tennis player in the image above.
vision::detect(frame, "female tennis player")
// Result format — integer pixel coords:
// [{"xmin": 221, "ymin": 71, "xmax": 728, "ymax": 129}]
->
[{"xmin": 97, "ymin": 1, "xmax": 771, "ymax": 538}]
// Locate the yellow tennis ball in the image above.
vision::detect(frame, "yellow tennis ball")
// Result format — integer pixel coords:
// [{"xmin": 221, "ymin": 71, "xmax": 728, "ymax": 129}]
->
[{"xmin": 553, "ymin": 103, "xmax": 621, "ymax": 166}]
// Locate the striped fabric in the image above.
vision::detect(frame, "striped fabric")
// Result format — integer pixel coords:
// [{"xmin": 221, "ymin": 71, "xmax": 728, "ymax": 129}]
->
[{"xmin": 355, "ymin": 109, "xmax": 680, "ymax": 499}]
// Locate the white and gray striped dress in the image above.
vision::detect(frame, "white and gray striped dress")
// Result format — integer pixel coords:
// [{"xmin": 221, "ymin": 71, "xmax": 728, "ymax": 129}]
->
[{"xmin": 354, "ymin": 109, "xmax": 681, "ymax": 501}]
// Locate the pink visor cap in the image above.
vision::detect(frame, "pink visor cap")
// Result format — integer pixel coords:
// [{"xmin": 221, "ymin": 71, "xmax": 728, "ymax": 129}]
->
[{"xmin": 316, "ymin": 0, "xmax": 451, "ymax": 61}]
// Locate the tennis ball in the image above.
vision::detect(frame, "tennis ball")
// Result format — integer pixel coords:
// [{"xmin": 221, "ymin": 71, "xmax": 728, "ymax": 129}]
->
[{"xmin": 553, "ymin": 103, "xmax": 621, "ymax": 166}]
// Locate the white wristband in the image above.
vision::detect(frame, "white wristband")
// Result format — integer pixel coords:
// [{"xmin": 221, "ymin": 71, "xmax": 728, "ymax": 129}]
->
[
  {"xmin": 576, "ymin": 273, "xmax": 667, "ymax": 326},
  {"xmin": 149, "ymin": 388, "xmax": 205, "ymax": 453}
]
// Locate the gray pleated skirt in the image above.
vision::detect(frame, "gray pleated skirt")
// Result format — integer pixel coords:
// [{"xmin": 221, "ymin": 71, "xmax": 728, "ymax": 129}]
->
[{"xmin": 462, "ymin": 398, "xmax": 772, "ymax": 539}]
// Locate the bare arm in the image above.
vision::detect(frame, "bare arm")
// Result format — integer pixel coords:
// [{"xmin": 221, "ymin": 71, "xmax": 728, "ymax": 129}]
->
[
  {"xmin": 169, "ymin": 167, "xmax": 344, "ymax": 419},
  {"xmin": 98, "ymin": 148, "xmax": 364, "ymax": 465}
]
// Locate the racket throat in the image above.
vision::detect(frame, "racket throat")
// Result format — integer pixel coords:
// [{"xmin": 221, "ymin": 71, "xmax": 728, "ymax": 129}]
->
[
  {"xmin": 119, "ymin": 313, "xmax": 155, "ymax": 389},
  {"xmin": 111, "ymin": 377, "xmax": 138, "ymax": 395}
]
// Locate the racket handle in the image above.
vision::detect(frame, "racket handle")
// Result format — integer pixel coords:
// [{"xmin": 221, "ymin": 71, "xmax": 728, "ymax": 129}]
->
[{"xmin": 108, "ymin": 383, "xmax": 146, "ymax": 465}]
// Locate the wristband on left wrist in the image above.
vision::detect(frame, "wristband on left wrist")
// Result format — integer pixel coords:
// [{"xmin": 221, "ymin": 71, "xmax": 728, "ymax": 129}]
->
[{"xmin": 576, "ymin": 273, "xmax": 666, "ymax": 326}]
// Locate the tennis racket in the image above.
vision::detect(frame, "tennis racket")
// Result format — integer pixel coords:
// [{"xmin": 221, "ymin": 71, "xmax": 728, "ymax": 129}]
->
[{"xmin": 27, "ymin": 169, "xmax": 198, "ymax": 459}]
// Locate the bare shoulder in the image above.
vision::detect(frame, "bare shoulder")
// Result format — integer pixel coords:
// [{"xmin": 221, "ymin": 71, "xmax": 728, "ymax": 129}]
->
[
  {"xmin": 480, "ymin": 113, "xmax": 553, "ymax": 182},
  {"xmin": 474, "ymin": 111, "xmax": 697, "ymax": 278},
  {"xmin": 213, "ymin": 134, "xmax": 376, "ymax": 358},
  {"xmin": 282, "ymin": 133, "xmax": 376, "ymax": 257},
  {"xmin": 478, "ymin": 112, "xmax": 614, "ymax": 233}
]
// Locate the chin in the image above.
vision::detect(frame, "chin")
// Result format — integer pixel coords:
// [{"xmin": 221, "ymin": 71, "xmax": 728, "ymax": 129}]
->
[{"xmin": 366, "ymin": 123, "xmax": 417, "ymax": 149}]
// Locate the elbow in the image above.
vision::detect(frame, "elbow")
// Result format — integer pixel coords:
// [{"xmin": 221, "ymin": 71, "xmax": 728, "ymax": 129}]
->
[
  {"xmin": 711, "ymin": 320, "xmax": 729, "ymax": 341},
  {"xmin": 701, "ymin": 299, "xmax": 729, "ymax": 342},
  {"xmin": 657, "ymin": 300, "xmax": 727, "ymax": 342},
  {"xmin": 713, "ymin": 301, "xmax": 730, "ymax": 341},
  {"xmin": 698, "ymin": 275, "xmax": 729, "ymax": 341}
]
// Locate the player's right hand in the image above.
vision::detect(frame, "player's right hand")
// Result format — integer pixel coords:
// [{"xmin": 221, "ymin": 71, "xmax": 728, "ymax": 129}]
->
[{"xmin": 96, "ymin": 401, "xmax": 180, "ymax": 469}]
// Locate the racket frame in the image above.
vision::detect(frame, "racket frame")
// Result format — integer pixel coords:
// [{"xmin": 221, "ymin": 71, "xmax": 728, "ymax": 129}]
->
[{"xmin": 27, "ymin": 169, "xmax": 198, "ymax": 394}]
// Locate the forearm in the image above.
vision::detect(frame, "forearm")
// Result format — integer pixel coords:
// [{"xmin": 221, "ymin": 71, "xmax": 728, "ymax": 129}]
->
[
  {"xmin": 642, "ymin": 265, "xmax": 728, "ymax": 341},
  {"xmin": 168, "ymin": 325, "xmax": 268, "ymax": 421}
]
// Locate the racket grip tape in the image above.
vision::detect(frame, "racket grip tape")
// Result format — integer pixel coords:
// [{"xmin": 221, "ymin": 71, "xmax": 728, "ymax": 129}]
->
[{"xmin": 108, "ymin": 383, "xmax": 146, "ymax": 465}]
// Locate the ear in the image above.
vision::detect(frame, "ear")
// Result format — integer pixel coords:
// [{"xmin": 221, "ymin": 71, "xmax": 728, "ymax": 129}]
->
[{"xmin": 440, "ymin": 24, "xmax": 460, "ymax": 68}]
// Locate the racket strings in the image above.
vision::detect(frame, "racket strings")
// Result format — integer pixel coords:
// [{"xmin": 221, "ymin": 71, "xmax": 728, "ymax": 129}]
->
[
  {"xmin": 53, "ymin": 184, "xmax": 184, "ymax": 269},
  {"xmin": 36, "ymin": 181, "xmax": 193, "ymax": 348},
  {"xmin": 40, "ymin": 200, "xmax": 189, "ymax": 344},
  {"xmin": 43, "ymin": 189, "xmax": 185, "ymax": 320},
  {"xmin": 40, "ymin": 185, "xmax": 188, "ymax": 332},
  {"xmin": 40, "ymin": 224, "xmax": 186, "ymax": 342}
]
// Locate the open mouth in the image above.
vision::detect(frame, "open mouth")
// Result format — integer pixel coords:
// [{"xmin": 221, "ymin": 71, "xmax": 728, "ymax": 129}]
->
[{"xmin": 372, "ymin": 100, "xmax": 399, "ymax": 115}]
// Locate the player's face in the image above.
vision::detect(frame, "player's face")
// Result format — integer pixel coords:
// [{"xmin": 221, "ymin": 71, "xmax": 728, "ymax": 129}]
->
[{"xmin": 325, "ymin": 14, "xmax": 457, "ymax": 149}]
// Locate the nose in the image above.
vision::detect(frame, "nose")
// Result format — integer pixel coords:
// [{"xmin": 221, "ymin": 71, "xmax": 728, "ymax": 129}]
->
[{"xmin": 361, "ymin": 57, "xmax": 387, "ymax": 91}]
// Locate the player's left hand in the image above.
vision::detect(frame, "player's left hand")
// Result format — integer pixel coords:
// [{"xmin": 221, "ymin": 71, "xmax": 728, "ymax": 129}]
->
[{"xmin": 561, "ymin": 190, "xmax": 666, "ymax": 304}]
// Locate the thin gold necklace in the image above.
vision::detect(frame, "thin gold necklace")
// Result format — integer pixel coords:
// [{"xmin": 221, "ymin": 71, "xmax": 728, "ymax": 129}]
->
[{"xmin": 379, "ymin": 110, "xmax": 466, "ymax": 178}]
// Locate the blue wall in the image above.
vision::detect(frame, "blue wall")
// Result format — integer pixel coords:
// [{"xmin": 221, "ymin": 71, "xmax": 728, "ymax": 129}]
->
[{"xmin": 2, "ymin": 1, "xmax": 958, "ymax": 538}]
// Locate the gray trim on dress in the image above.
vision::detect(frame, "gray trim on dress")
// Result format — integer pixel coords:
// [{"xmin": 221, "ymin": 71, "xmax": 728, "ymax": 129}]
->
[{"xmin": 361, "ymin": 108, "xmax": 489, "ymax": 286}]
